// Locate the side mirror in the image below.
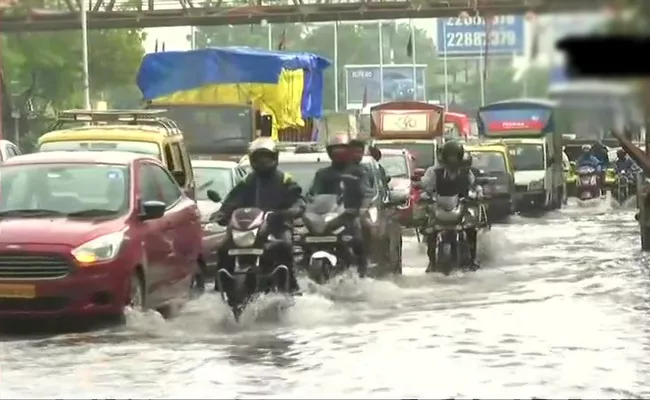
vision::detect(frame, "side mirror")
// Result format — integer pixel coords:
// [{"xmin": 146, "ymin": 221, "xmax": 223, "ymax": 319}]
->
[
  {"xmin": 207, "ymin": 189, "xmax": 222, "ymax": 203},
  {"xmin": 411, "ymin": 168, "xmax": 425, "ymax": 181},
  {"xmin": 141, "ymin": 200, "xmax": 166, "ymax": 220},
  {"xmin": 172, "ymin": 170, "xmax": 187, "ymax": 187}
]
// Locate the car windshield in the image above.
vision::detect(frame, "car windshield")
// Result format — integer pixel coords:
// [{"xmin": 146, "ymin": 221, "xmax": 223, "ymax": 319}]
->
[
  {"xmin": 194, "ymin": 167, "xmax": 234, "ymax": 201},
  {"xmin": 377, "ymin": 143, "xmax": 433, "ymax": 169},
  {"xmin": 508, "ymin": 144, "xmax": 545, "ymax": 171},
  {"xmin": 470, "ymin": 151, "xmax": 507, "ymax": 174},
  {"xmin": 39, "ymin": 140, "xmax": 161, "ymax": 158},
  {"xmin": 379, "ymin": 154, "xmax": 409, "ymax": 178},
  {"xmin": 0, "ymin": 163, "xmax": 130, "ymax": 216}
]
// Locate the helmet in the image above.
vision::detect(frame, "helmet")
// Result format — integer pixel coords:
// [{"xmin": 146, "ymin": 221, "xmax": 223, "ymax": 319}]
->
[
  {"xmin": 326, "ymin": 133, "xmax": 351, "ymax": 164},
  {"xmin": 440, "ymin": 141, "xmax": 464, "ymax": 166},
  {"xmin": 349, "ymin": 137, "xmax": 366, "ymax": 149},
  {"xmin": 581, "ymin": 144, "xmax": 591, "ymax": 153},
  {"xmin": 461, "ymin": 151, "xmax": 473, "ymax": 168},
  {"xmin": 248, "ymin": 138, "xmax": 279, "ymax": 176},
  {"xmin": 369, "ymin": 143, "xmax": 382, "ymax": 161},
  {"xmin": 617, "ymin": 148, "xmax": 627, "ymax": 159},
  {"xmin": 349, "ymin": 136, "xmax": 366, "ymax": 164}
]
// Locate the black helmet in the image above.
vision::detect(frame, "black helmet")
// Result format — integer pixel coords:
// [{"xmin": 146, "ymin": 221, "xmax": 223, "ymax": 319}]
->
[
  {"xmin": 349, "ymin": 137, "xmax": 366, "ymax": 149},
  {"xmin": 440, "ymin": 140, "xmax": 464, "ymax": 165},
  {"xmin": 248, "ymin": 138, "xmax": 279, "ymax": 176},
  {"xmin": 617, "ymin": 148, "xmax": 627, "ymax": 159}
]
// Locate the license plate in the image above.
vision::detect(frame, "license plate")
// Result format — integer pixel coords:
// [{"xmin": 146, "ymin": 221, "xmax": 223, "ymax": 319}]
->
[
  {"xmin": 0, "ymin": 284, "xmax": 36, "ymax": 299},
  {"xmin": 305, "ymin": 236, "xmax": 337, "ymax": 243},
  {"xmin": 228, "ymin": 248, "xmax": 264, "ymax": 256},
  {"xmin": 583, "ymin": 192, "xmax": 592, "ymax": 199}
]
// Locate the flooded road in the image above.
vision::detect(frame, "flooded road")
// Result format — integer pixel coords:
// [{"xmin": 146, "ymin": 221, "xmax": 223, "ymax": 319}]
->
[{"xmin": 1, "ymin": 199, "xmax": 649, "ymax": 398}]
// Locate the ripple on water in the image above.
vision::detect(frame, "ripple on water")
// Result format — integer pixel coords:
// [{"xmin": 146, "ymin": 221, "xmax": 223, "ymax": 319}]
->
[{"xmin": 2, "ymin": 207, "xmax": 650, "ymax": 398}]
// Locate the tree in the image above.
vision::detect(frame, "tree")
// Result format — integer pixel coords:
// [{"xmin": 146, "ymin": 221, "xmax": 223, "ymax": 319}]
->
[{"xmin": 1, "ymin": 28, "xmax": 145, "ymax": 113}]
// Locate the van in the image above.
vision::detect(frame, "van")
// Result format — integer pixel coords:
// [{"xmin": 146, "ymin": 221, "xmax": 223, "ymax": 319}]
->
[{"xmin": 37, "ymin": 109, "xmax": 195, "ymax": 198}]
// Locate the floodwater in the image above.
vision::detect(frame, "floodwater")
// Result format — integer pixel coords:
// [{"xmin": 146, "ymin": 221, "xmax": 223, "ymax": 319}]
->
[{"xmin": 1, "ymin": 197, "xmax": 650, "ymax": 398}]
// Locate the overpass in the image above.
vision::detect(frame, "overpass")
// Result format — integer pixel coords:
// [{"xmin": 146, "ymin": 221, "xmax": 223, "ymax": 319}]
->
[{"xmin": 0, "ymin": 0, "xmax": 611, "ymax": 32}]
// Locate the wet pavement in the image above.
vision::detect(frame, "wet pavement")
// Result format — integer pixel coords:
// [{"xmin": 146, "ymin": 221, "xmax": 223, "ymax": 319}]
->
[{"xmin": 1, "ymin": 197, "xmax": 649, "ymax": 398}]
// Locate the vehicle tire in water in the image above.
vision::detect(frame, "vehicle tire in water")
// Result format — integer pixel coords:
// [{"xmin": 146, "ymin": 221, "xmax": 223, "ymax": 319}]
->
[
  {"xmin": 394, "ymin": 236, "xmax": 403, "ymax": 275},
  {"xmin": 127, "ymin": 272, "xmax": 145, "ymax": 312},
  {"xmin": 192, "ymin": 260, "xmax": 207, "ymax": 299},
  {"xmin": 307, "ymin": 259, "xmax": 326, "ymax": 284}
]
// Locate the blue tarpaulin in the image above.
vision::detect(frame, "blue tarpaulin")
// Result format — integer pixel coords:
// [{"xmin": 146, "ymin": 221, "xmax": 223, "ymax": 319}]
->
[{"xmin": 136, "ymin": 47, "xmax": 331, "ymax": 119}]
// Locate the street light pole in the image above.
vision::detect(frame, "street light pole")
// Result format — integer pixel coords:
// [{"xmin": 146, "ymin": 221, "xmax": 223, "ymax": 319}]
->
[{"xmin": 80, "ymin": 0, "xmax": 91, "ymax": 109}]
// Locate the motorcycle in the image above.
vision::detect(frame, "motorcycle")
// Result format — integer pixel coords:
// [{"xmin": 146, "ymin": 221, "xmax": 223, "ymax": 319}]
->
[
  {"xmin": 575, "ymin": 165, "xmax": 601, "ymax": 201},
  {"xmin": 612, "ymin": 170, "xmax": 636, "ymax": 204},
  {"xmin": 211, "ymin": 199, "xmax": 291, "ymax": 321},
  {"xmin": 420, "ymin": 193, "xmax": 476, "ymax": 275},
  {"xmin": 300, "ymin": 194, "xmax": 356, "ymax": 284}
]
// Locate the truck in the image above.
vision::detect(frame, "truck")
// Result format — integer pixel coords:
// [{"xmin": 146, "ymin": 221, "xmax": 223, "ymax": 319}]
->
[
  {"xmin": 366, "ymin": 100, "xmax": 445, "ymax": 171},
  {"xmin": 478, "ymin": 99, "xmax": 565, "ymax": 212}
]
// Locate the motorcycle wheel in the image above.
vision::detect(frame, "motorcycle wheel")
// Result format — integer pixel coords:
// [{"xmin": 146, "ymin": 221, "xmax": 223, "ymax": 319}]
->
[{"xmin": 436, "ymin": 232, "xmax": 454, "ymax": 276}]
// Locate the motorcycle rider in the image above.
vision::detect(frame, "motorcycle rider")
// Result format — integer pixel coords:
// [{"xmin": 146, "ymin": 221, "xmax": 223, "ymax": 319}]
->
[
  {"xmin": 421, "ymin": 141, "xmax": 480, "ymax": 271},
  {"xmin": 577, "ymin": 144, "xmax": 604, "ymax": 193},
  {"xmin": 214, "ymin": 138, "xmax": 304, "ymax": 294},
  {"xmin": 614, "ymin": 148, "xmax": 638, "ymax": 175},
  {"xmin": 308, "ymin": 133, "xmax": 370, "ymax": 276}
]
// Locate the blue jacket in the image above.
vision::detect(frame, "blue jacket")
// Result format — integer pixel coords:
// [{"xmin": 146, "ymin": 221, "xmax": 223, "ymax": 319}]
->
[{"xmin": 577, "ymin": 154, "xmax": 602, "ymax": 171}]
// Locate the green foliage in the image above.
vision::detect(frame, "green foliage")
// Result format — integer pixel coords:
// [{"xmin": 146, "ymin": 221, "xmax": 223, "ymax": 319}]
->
[{"xmin": 1, "ymin": 28, "xmax": 145, "ymax": 112}]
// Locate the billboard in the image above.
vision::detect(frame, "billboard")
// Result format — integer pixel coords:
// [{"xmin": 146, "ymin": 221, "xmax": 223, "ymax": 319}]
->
[
  {"xmin": 344, "ymin": 64, "xmax": 427, "ymax": 108},
  {"xmin": 436, "ymin": 15, "xmax": 525, "ymax": 58}
]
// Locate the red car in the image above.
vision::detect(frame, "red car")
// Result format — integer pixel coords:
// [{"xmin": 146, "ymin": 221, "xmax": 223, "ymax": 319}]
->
[
  {"xmin": 378, "ymin": 148, "xmax": 424, "ymax": 227},
  {"xmin": 0, "ymin": 151, "xmax": 203, "ymax": 318}
]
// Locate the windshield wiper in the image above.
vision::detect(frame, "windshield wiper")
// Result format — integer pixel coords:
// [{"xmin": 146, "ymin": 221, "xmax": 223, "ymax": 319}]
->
[
  {"xmin": 66, "ymin": 209, "xmax": 119, "ymax": 217},
  {"xmin": 0, "ymin": 209, "xmax": 67, "ymax": 217},
  {"xmin": 197, "ymin": 179, "xmax": 215, "ymax": 192}
]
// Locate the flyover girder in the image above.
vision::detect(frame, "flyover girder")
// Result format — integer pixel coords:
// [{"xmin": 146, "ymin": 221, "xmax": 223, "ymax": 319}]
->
[{"xmin": 0, "ymin": 0, "xmax": 612, "ymax": 32}]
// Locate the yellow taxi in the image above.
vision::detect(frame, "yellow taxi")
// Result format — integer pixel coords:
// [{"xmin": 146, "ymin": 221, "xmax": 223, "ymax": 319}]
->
[
  {"xmin": 465, "ymin": 142, "xmax": 516, "ymax": 222},
  {"xmin": 38, "ymin": 109, "xmax": 195, "ymax": 198}
]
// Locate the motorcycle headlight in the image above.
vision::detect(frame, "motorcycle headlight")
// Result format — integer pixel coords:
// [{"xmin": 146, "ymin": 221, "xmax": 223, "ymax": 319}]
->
[
  {"xmin": 367, "ymin": 206, "xmax": 378, "ymax": 222},
  {"xmin": 71, "ymin": 231, "xmax": 126, "ymax": 265},
  {"xmin": 232, "ymin": 228, "xmax": 258, "ymax": 247},
  {"xmin": 324, "ymin": 213, "xmax": 339, "ymax": 222}
]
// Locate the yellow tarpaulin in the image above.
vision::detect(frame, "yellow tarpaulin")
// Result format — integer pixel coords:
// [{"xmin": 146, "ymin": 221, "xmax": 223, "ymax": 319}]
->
[{"xmin": 150, "ymin": 69, "xmax": 305, "ymax": 140}]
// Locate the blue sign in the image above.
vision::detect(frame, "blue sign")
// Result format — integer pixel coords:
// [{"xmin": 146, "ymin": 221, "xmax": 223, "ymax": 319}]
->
[
  {"xmin": 436, "ymin": 15, "xmax": 525, "ymax": 58},
  {"xmin": 344, "ymin": 65, "xmax": 427, "ymax": 107}
]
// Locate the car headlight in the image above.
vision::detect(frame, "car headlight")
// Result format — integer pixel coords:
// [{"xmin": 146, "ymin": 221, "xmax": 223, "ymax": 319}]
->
[
  {"xmin": 367, "ymin": 206, "xmax": 378, "ymax": 222},
  {"xmin": 71, "ymin": 231, "xmax": 125, "ymax": 265},
  {"xmin": 232, "ymin": 228, "xmax": 258, "ymax": 247}
]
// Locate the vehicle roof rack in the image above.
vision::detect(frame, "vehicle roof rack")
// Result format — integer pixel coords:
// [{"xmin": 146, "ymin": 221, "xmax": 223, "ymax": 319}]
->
[{"xmin": 54, "ymin": 109, "xmax": 182, "ymax": 136}]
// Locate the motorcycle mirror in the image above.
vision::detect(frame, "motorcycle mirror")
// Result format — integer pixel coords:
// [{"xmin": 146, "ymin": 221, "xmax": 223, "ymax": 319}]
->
[{"xmin": 207, "ymin": 190, "xmax": 222, "ymax": 203}]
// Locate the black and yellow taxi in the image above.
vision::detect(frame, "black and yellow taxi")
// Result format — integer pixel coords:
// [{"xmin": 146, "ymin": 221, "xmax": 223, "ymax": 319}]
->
[
  {"xmin": 37, "ymin": 109, "xmax": 196, "ymax": 198},
  {"xmin": 465, "ymin": 142, "xmax": 516, "ymax": 222}
]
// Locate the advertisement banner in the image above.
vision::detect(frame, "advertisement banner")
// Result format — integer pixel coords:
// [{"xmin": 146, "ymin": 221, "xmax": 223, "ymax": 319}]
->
[
  {"xmin": 436, "ymin": 15, "xmax": 525, "ymax": 58},
  {"xmin": 345, "ymin": 64, "xmax": 426, "ymax": 108}
]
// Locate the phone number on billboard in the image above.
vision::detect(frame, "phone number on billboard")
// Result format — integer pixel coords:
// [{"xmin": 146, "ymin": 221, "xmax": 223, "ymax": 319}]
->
[
  {"xmin": 445, "ymin": 15, "xmax": 517, "ymax": 27},
  {"xmin": 445, "ymin": 30, "xmax": 517, "ymax": 48}
]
